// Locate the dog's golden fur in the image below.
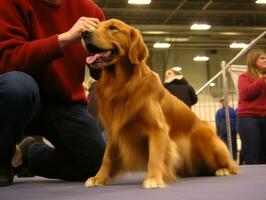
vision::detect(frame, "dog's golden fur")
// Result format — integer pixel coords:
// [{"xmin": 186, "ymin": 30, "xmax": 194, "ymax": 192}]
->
[{"xmin": 82, "ymin": 19, "xmax": 239, "ymax": 189}]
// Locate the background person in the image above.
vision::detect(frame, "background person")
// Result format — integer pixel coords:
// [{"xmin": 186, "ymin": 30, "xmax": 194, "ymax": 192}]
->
[
  {"xmin": 237, "ymin": 49, "xmax": 266, "ymax": 164},
  {"xmin": 215, "ymin": 98, "xmax": 238, "ymax": 160},
  {"xmin": 164, "ymin": 67, "xmax": 198, "ymax": 108}
]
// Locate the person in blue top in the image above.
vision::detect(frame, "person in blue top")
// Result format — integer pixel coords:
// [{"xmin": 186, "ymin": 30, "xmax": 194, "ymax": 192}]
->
[{"xmin": 215, "ymin": 98, "xmax": 237, "ymax": 160}]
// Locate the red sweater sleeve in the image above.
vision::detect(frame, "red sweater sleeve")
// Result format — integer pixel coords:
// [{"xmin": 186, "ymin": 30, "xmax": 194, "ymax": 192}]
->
[
  {"xmin": 0, "ymin": 0, "xmax": 63, "ymax": 75},
  {"xmin": 238, "ymin": 73, "xmax": 266, "ymax": 100}
]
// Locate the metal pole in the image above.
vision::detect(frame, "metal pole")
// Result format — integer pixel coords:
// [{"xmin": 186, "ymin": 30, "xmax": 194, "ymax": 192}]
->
[{"xmin": 221, "ymin": 60, "xmax": 233, "ymax": 157}]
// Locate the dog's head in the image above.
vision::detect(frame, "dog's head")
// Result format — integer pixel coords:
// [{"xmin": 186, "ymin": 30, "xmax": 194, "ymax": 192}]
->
[{"xmin": 81, "ymin": 19, "xmax": 148, "ymax": 71}]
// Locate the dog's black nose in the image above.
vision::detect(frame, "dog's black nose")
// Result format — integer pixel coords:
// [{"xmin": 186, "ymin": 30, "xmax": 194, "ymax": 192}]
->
[{"xmin": 81, "ymin": 30, "xmax": 93, "ymax": 39}]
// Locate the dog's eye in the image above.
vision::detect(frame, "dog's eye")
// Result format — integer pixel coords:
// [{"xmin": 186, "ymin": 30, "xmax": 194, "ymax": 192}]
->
[{"xmin": 109, "ymin": 25, "xmax": 118, "ymax": 30}]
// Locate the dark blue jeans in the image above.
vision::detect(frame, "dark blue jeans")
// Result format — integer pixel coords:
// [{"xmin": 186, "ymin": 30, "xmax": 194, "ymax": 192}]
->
[
  {"xmin": 0, "ymin": 71, "xmax": 105, "ymax": 180},
  {"xmin": 238, "ymin": 116, "xmax": 266, "ymax": 164}
]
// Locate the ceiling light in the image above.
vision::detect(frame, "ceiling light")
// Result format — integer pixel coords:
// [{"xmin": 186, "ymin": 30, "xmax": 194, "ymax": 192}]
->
[
  {"xmin": 128, "ymin": 0, "xmax": 151, "ymax": 5},
  {"xmin": 256, "ymin": 0, "xmax": 266, "ymax": 4},
  {"xmin": 165, "ymin": 37, "xmax": 189, "ymax": 42},
  {"xmin": 220, "ymin": 32, "xmax": 241, "ymax": 36},
  {"xmin": 229, "ymin": 42, "xmax": 248, "ymax": 49},
  {"xmin": 153, "ymin": 42, "xmax": 171, "ymax": 48},
  {"xmin": 190, "ymin": 23, "xmax": 211, "ymax": 30},
  {"xmin": 193, "ymin": 56, "xmax": 209, "ymax": 61},
  {"xmin": 143, "ymin": 31, "xmax": 167, "ymax": 34}
]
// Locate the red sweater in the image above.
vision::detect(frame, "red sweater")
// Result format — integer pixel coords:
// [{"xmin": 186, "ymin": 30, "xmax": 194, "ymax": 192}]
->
[
  {"xmin": 0, "ymin": 0, "xmax": 105, "ymax": 104},
  {"xmin": 237, "ymin": 72, "xmax": 266, "ymax": 117}
]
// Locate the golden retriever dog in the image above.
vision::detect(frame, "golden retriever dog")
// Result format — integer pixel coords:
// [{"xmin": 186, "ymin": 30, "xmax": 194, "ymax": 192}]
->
[{"xmin": 81, "ymin": 19, "xmax": 239, "ymax": 189}]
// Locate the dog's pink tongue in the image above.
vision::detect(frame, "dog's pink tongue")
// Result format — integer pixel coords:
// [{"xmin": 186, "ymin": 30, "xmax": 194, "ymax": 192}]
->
[
  {"xmin": 86, "ymin": 51, "xmax": 112, "ymax": 64},
  {"xmin": 86, "ymin": 54, "xmax": 99, "ymax": 64}
]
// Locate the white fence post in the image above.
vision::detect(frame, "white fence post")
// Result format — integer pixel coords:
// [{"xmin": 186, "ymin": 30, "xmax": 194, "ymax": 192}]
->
[{"xmin": 221, "ymin": 60, "xmax": 233, "ymax": 157}]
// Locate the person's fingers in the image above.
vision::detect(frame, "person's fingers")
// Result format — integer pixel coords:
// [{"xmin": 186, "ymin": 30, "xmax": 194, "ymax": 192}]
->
[
  {"xmin": 87, "ymin": 17, "xmax": 100, "ymax": 24},
  {"xmin": 80, "ymin": 17, "xmax": 100, "ymax": 27},
  {"xmin": 79, "ymin": 21, "xmax": 94, "ymax": 31}
]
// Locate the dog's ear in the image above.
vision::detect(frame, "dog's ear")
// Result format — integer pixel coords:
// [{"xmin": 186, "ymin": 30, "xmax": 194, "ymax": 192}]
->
[{"xmin": 129, "ymin": 28, "xmax": 148, "ymax": 64}]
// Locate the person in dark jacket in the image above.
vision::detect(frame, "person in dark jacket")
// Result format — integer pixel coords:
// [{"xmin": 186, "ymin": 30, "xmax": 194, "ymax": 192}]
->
[{"xmin": 164, "ymin": 67, "xmax": 198, "ymax": 108}]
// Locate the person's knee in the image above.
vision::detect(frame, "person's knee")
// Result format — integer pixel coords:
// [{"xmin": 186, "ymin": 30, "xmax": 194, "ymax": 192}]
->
[{"xmin": 1, "ymin": 71, "xmax": 40, "ymax": 106}]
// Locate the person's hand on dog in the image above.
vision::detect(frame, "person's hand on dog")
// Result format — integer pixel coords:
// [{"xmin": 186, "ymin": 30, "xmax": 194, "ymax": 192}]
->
[{"xmin": 59, "ymin": 17, "xmax": 100, "ymax": 49}]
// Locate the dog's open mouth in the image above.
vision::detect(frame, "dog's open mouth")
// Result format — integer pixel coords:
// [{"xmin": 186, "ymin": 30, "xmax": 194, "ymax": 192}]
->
[{"xmin": 85, "ymin": 43, "xmax": 116, "ymax": 69}]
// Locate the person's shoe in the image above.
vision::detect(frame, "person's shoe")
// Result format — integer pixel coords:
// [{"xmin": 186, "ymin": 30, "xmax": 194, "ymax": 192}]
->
[
  {"xmin": 11, "ymin": 146, "xmax": 22, "ymax": 168},
  {"xmin": 19, "ymin": 137, "xmax": 37, "ymax": 160},
  {"xmin": 12, "ymin": 137, "xmax": 37, "ymax": 177},
  {"xmin": 0, "ymin": 165, "xmax": 13, "ymax": 186},
  {"xmin": 15, "ymin": 166, "xmax": 34, "ymax": 177}
]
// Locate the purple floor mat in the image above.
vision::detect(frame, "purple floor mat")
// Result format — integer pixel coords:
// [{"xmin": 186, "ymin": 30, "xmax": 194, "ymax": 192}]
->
[{"xmin": 0, "ymin": 165, "xmax": 265, "ymax": 200}]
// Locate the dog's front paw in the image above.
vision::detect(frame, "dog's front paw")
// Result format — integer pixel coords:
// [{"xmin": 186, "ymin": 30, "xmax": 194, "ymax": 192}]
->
[
  {"xmin": 215, "ymin": 168, "xmax": 230, "ymax": 176},
  {"xmin": 143, "ymin": 178, "xmax": 167, "ymax": 189},
  {"xmin": 85, "ymin": 177, "xmax": 105, "ymax": 187}
]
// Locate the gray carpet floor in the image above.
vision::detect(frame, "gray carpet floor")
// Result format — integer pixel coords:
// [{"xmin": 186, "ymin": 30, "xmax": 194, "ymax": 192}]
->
[{"xmin": 0, "ymin": 165, "xmax": 265, "ymax": 200}]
